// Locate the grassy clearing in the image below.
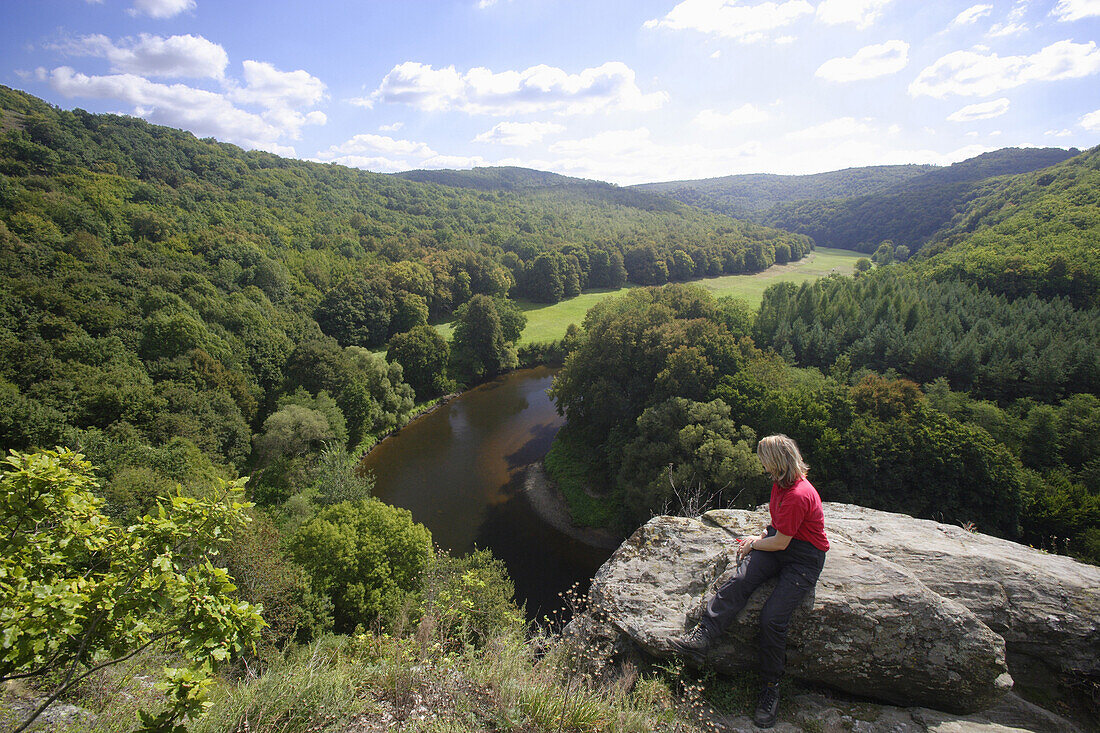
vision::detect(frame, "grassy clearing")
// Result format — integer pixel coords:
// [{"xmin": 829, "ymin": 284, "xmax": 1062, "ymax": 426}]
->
[
  {"xmin": 434, "ymin": 247, "xmax": 861, "ymax": 346},
  {"xmin": 692, "ymin": 246, "xmax": 861, "ymax": 305}
]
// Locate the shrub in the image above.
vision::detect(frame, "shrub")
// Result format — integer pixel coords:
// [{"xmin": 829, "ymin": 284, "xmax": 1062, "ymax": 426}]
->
[
  {"xmin": 288, "ymin": 498, "xmax": 432, "ymax": 632},
  {"xmin": 421, "ymin": 548, "xmax": 524, "ymax": 648}
]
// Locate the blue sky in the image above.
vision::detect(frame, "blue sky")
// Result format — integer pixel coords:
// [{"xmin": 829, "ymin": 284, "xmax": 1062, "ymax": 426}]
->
[{"xmin": 3, "ymin": 0, "xmax": 1099, "ymax": 184}]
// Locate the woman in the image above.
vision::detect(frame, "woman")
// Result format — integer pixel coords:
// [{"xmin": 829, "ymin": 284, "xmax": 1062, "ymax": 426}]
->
[{"xmin": 670, "ymin": 434, "xmax": 829, "ymax": 729}]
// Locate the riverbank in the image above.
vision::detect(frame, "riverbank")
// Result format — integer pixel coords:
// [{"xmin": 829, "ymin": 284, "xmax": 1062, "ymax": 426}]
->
[
  {"xmin": 522, "ymin": 463, "xmax": 621, "ymax": 550},
  {"xmin": 354, "ymin": 392, "xmax": 460, "ymax": 460}
]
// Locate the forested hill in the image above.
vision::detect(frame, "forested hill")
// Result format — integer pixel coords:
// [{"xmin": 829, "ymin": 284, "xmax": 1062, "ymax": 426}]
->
[
  {"xmin": 0, "ymin": 84, "xmax": 814, "ymax": 473},
  {"xmin": 631, "ymin": 164, "xmax": 935, "ymax": 217},
  {"xmin": 756, "ymin": 147, "xmax": 1078, "ymax": 254},
  {"xmin": 396, "ymin": 165, "xmax": 595, "ymax": 191},
  {"xmin": 917, "ymin": 144, "xmax": 1100, "ymax": 307},
  {"xmin": 397, "ymin": 165, "xmax": 684, "ymax": 212}
]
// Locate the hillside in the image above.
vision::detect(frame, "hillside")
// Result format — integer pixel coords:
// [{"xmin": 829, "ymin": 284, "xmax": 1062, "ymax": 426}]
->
[
  {"xmin": 0, "ymin": 84, "xmax": 816, "ymax": 464},
  {"xmin": 398, "ymin": 165, "xmax": 684, "ymax": 212},
  {"xmin": 632, "ymin": 164, "xmax": 935, "ymax": 216},
  {"xmin": 756, "ymin": 147, "xmax": 1078, "ymax": 253},
  {"xmin": 917, "ymin": 145, "xmax": 1100, "ymax": 307}
]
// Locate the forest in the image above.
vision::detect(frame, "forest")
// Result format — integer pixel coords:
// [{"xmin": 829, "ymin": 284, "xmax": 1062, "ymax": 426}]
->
[
  {"xmin": 632, "ymin": 163, "xmax": 936, "ymax": 217},
  {"xmin": 637, "ymin": 147, "xmax": 1078, "ymax": 257},
  {"xmin": 2, "ymin": 78, "xmax": 1098, "ymax": 731}
]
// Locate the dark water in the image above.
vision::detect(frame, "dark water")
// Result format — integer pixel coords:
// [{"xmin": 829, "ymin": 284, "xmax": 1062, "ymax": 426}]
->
[{"xmin": 360, "ymin": 367, "xmax": 612, "ymax": 618}]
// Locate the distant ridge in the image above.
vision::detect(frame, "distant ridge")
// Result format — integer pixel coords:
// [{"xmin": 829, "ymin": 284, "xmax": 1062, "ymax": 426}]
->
[
  {"xmin": 395, "ymin": 166, "xmax": 600, "ymax": 190},
  {"xmin": 394, "ymin": 165, "xmax": 685, "ymax": 213},
  {"xmin": 757, "ymin": 147, "xmax": 1079, "ymax": 253},
  {"xmin": 632, "ymin": 164, "xmax": 936, "ymax": 217}
]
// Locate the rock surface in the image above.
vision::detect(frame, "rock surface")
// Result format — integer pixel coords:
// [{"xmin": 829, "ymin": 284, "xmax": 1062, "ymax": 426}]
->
[
  {"xmin": 821, "ymin": 502, "xmax": 1100, "ymax": 698},
  {"xmin": 584, "ymin": 509, "xmax": 1012, "ymax": 713},
  {"xmin": 700, "ymin": 690, "xmax": 1083, "ymax": 733}
]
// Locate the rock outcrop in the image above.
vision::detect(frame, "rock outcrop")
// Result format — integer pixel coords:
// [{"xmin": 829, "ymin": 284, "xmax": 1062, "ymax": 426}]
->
[
  {"xmin": 581, "ymin": 509, "xmax": 1011, "ymax": 713},
  {"xmin": 567, "ymin": 503, "xmax": 1100, "ymax": 717},
  {"xmin": 821, "ymin": 503, "xmax": 1100, "ymax": 699}
]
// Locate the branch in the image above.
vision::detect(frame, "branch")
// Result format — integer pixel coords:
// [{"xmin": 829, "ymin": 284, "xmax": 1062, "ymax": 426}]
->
[{"xmin": 10, "ymin": 632, "xmax": 171, "ymax": 733}]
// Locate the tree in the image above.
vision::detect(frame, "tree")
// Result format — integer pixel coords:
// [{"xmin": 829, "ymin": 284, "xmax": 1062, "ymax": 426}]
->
[
  {"xmin": 855, "ymin": 257, "xmax": 872, "ymax": 273},
  {"xmin": 0, "ymin": 449, "xmax": 264, "ymax": 733},
  {"xmin": 617, "ymin": 398, "xmax": 765, "ymax": 526},
  {"xmin": 289, "ymin": 498, "xmax": 431, "ymax": 632},
  {"xmin": 871, "ymin": 241, "xmax": 895, "ymax": 265},
  {"xmin": 389, "ymin": 291, "xmax": 429, "ymax": 335},
  {"xmin": 608, "ymin": 250, "xmax": 628, "ymax": 288},
  {"xmin": 386, "ymin": 325, "xmax": 453, "ymax": 400},
  {"xmin": 525, "ymin": 253, "xmax": 564, "ymax": 303},
  {"xmin": 314, "ymin": 277, "xmax": 394, "ymax": 347},
  {"xmin": 450, "ymin": 295, "xmax": 519, "ymax": 383},
  {"xmin": 253, "ymin": 403, "xmax": 340, "ymax": 463}
]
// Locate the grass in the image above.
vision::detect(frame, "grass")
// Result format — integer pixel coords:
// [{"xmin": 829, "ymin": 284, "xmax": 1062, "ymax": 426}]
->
[
  {"xmin": 434, "ymin": 247, "xmax": 862, "ymax": 346},
  {"xmin": 544, "ymin": 430, "xmax": 618, "ymax": 529}
]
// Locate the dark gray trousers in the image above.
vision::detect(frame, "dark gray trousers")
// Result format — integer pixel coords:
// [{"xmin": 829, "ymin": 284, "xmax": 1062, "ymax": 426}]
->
[{"xmin": 700, "ymin": 527, "xmax": 826, "ymax": 683}]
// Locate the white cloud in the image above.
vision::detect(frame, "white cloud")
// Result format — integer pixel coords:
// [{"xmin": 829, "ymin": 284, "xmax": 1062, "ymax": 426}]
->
[
  {"xmin": 54, "ymin": 33, "xmax": 227, "ymax": 79},
  {"xmin": 909, "ymin": 40, "xmax": 1100, "ymax": 97},
  {"xmin": 473, "ymin": 121, "xmax": 565, "ymax": 146},
  {"xmin": 946, "ymin": 97, "xmax": 1010, "ymax": 121},
  {"xmin": 1045, "ymin": 128, "xmax": 1073, "ymax": 136},
  {"xmin": 496, "ymin": 128, "xmax": 1004, "ymax": 184},
  {"xmin": 694, "ymin": 103, "xmax": 770, "ymax": 128},
  {"xmin": 47, "ymin": 66, "xmax": 290, "ymax": 149},
  {"xmin": 129, "ymin": 0, "xmax": 195, "ymax": 19},
  {"xmin": 315, "ymin": 133, "xmax": 485, "ymax": 173},
  {"xmin": 1053, "ymin": 0, "xmax": 1100, "ymax": 21},
  {"xmin": 952, "ymin": 4, "xmax": 993, "ymax": 25},
  {"xmin": 988, "ymin": 22, "xmax": 1028, "ymax": 36},
  {"xmin": 710, "ymin": 50, "xmax": 722, "ymax": 59},
  {"xmin": 775, "ymin": 35, "xmax": 796, "ymax": 44},
  {"xmin": 1081, "ymin": 108, "xmax": 1100, "ymax": 130},
  {"xmin": 498, "ymin": 127, "xmax": 764, "ymax": 185},
  {"xmin": 379, "ymin": 122, "xmax": 404, "ymax": 131},
  {"xmin": 815, "ymin": 40, "xmax": 909, "ymax": 82},
  {"xmin": 421, "ymin": 154, "xmax": 487, "ymax": 169},
  {"xmin": 319, "ymin": 133, "xmax": 437, "ymax": 159},
  {"xmin": 816, "ymin": 0, "xmax": 892, "ymax": 29},
  {"xmin": 358, "ymin": 61, "xmax": 666, "ymax": 115},
  {"xmin": 643, "ymin": 0, "xmax": 814, "ymax": 43},
  {"xmin": 230, "ymin": 60, "xmax": 326, "ymax": 110},
  {"xmin": 787, "ymin": 116, "xmax": 875, "ymax": 140}
]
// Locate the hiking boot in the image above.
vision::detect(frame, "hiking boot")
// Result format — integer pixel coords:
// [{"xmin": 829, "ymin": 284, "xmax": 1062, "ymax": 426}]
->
[
  {"xmin": 753, "ymin": 681, "xmax": 780, "ymax": 728},
  {"xmin": 669, "ymin": 624, "xmax": 712, "ymax": 664}
]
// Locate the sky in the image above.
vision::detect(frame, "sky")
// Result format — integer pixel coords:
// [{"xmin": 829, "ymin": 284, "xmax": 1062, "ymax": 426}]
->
[{"xmin": 3, "ymin": 0, "xmax": 1099, "ymax": 185}]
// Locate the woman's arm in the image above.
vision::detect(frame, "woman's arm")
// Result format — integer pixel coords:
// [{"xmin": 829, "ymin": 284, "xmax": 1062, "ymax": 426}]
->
[{"xmin": 737, "ymin": 530, "xmax": 791, "ymax": 558}]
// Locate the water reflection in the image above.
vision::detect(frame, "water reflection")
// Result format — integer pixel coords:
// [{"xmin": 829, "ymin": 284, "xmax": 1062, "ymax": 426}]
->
[{"xmin": 361, "ymin": 367, "xmax": 610, "ymax": 617}]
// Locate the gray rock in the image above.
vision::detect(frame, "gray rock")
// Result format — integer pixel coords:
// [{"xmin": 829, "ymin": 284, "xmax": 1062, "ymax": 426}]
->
[
  {"xmin": 584, "ymin": 509, "xmax": 1011, "ymax": 713},
  {"xmin": 822, "ymin": 502, "xmax": 1100, "ymax": 697}
]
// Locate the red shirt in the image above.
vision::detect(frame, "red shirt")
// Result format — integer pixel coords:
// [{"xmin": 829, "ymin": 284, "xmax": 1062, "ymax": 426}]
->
[{"xmin": 769, "ymin": 477, "xmax": 830, "ymax": 552}]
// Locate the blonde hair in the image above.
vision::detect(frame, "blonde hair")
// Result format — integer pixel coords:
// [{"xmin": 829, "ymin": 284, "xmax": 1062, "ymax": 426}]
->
[{"xmin": 756, "ymin": 434, "xmax": 808, "ymax": 489}]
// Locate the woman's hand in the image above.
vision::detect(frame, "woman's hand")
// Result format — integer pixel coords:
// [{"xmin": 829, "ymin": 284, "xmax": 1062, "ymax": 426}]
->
[{"xmin": 737, "ymin": 537, "xmax": 755, "ymax": 560}]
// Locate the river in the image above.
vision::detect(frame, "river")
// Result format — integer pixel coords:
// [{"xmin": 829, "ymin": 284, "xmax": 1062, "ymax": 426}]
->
[{"xmin": 360, "ymin": 366, "xmax": 612, "ymax": 619}]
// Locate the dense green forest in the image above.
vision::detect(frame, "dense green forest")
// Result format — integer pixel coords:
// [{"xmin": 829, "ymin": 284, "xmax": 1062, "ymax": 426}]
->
[
  {"xmin": 632, "ymin": 164, "xmax": 935, "ymax": 217},
  {"xmin": 2, "ymin": 78, "xmax": 1099, "ymax": 730},
  {"xmin": 0, "ymin": 83, "xmax": 809, "ymax": 470},
  {"xmin": 636, "ymin": 148, "xmax": 1077, "ymax": 258},
  {"xmin": 0, "ymin": 84, "xmax": 817, "ymax": 732},
  {"xmin": 756, "ymin": 147, "xmax": 1077, "ymax": 254},
  {"xmin": 550, "ymin": 283, "xmax": 1099, "ymax": 564},
  {"xmin": 916, "ymin": 146, "xmax": 1100, "ymax": 307}
]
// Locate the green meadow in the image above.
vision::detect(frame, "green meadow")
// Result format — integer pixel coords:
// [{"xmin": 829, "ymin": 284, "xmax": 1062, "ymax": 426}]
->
[{"xmin": 435, "ymin": 246, "xmax": 862, "ymax": 345}]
